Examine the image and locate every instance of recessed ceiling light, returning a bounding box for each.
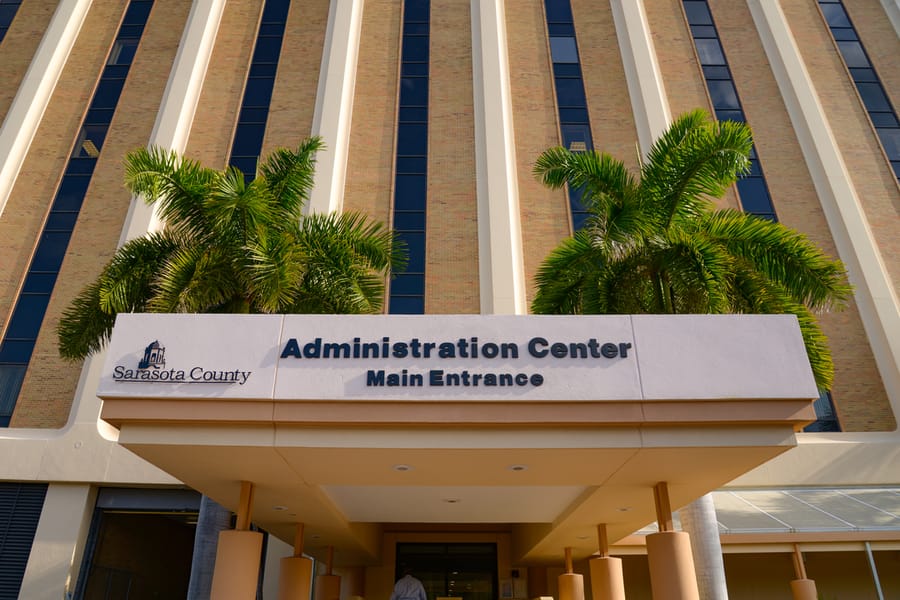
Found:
[617,506,632,512]
[393,464,413,472]
[443,498,461,504]
[273,505,288,511]
[508,465,528,471]
[576,535,590,540]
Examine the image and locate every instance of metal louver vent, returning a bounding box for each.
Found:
[0,483,48,600]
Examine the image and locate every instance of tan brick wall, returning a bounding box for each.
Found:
[643,0,740,210]
[572,0,640,170]
[784,0,899,430]
[185,0,263,168]
[711,0,894,432]
[0,0,56,122]
[262,0,329,153]
[505,0,570,309]
[343,0,401,227]
[842,0,900,115]
[10,0,192,428]
[426,0,479,314]
[0,0,125,344]
[784,1,899,296]
[643,0,710,119]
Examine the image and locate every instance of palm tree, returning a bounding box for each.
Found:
[531,109,850,389]
[58,136,405,359]
[57,137,405,599]
[532,110,851,600]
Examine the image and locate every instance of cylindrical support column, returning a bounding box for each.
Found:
[558,573,584,600]
[589,557,625,600]
[279,556,314,600]
[647,531,700,600]
[789,579,818,600]
[789,544,817,600]
[679,493,729,600]
[315,574,342,600]
[210,530,264,600]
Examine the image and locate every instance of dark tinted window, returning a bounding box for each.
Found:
[836,41,868,68]
[30,231,73,272]
[253,36,283,63]
[400,78,429,106]
[242,79,274,107]
[91,78,126,109]
[549,37,578,63]
[877,129,900,160]
[390,274,426,296]
[21,273,58,294]
[391,0,431,314]
[819,3,851,27]
[402,36,429,62]
[856,82,891,112]
[108,39,139,65]
[122,1,152,24]
[397,123,428,156]
[707,80,740,109]
[683,1,712,24]
[554,78,586,107]
[389,296,425,314]
[396,157,427,174]
[694,38,726,65]
[393,211,426,231]
[398,232,425,272]
[395,176,427,209]
[544,1,572,22]
[736,178,774,214]
[53,177,91,211]
[4,295,51,339]
[404,0,429,22]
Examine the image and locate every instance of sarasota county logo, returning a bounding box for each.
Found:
[138,340,166,369]
[111,340,252,385]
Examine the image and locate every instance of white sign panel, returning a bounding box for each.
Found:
[99,313,282,399]
[97,313,818,402]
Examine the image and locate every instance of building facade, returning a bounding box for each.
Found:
[0,0,898,599]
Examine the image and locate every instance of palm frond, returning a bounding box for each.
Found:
[96,232,181,313]
[258,137,324,218]
[149,245,240,313]
[57,233,183,359]
[300,212,406,272]
[641,110,752,228]
[531,230,605,314]
[205,167,279,249]
[57,281,119,360]
[654,228,734,314]
[702,210,852,311]
[241,228,308,313]
[123,146,217,239]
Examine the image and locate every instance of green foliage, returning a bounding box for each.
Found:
[58,137,406,360]
[531,110,851,389]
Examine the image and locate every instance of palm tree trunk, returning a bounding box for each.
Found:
[187,495,232,599]
[679,493,729,600]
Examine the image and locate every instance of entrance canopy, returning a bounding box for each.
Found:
[98,314,818,566]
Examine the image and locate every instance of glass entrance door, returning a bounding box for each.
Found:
[395,543,498,600]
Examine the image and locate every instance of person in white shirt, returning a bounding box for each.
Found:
[390,567,427,600]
